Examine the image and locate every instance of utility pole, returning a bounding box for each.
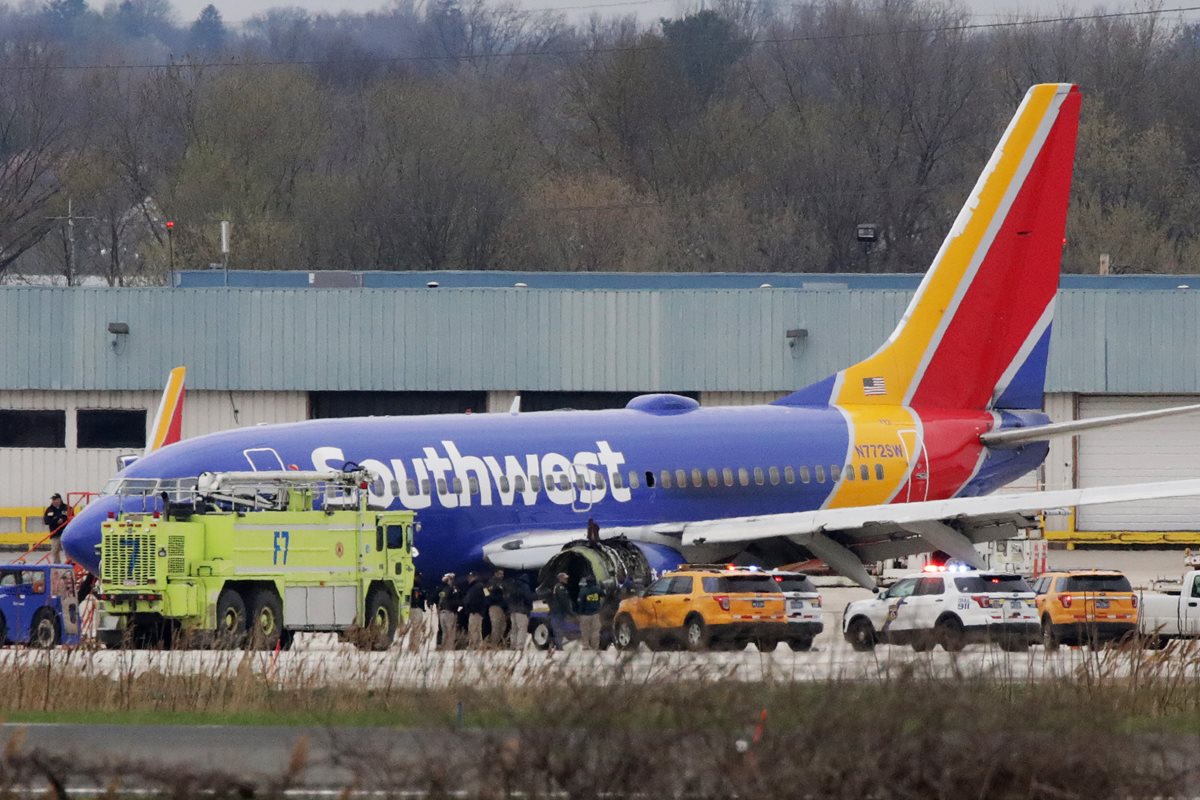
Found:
[47,198,97,286]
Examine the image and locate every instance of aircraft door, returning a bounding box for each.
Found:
[568,464,596,514]
[896,430,930,502]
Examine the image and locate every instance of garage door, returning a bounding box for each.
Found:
[1077,396,1200,531]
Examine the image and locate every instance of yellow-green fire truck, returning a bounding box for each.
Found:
[96,470,415,650]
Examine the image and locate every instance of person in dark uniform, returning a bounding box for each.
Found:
[405,572,429,652]
[576,575,603,649]
[505,574,536,650]
[548,571,574,651]
[43,493,69,563]
[461,572,488,648]
[436,573,462,651]
[485,570,508,647]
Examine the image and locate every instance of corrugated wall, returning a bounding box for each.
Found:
[0,390,306,506]
[2,286,1198,393]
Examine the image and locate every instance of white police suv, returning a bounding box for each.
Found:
[842,566,1039,653]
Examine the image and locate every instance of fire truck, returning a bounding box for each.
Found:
[96,470,415,650]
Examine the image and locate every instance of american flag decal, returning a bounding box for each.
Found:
[862,376,887,396]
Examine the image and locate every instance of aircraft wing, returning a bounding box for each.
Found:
[677,478,1200,586]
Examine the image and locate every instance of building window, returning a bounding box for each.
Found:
[707,468,718,488]
[799,466,811,484]
[0,410,66,448]
[738,468,750,487]
[77,409,146,449]
[722,468,734,487]
[784,466,795,484]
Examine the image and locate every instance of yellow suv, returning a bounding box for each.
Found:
[1032,570,1139,649]
[612,566,821,651]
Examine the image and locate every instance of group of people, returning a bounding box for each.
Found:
[401,569,609,652]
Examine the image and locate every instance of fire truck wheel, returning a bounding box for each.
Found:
[215,589,249,649]
[363,588,397,651]
[30,609,60,649]
[249,590,284,650]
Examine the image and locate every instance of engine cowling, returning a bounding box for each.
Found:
[537,537,683,599]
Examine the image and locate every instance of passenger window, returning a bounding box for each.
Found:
[595,473,607,489]
[738,468,750,487]
[722,468,734,487]
[799,466,811,484]
[917,577,945,595]
[814,465,826,484]
[452,477,463,493]
[784,466,795,484]
[514,475,526,492]
[559,474,571,491]
[675,469,687,488]
[497,476,509,493]
[629,472,640,489]
[702,576,722,592]
[469,476,480,495]
[574,473,585,490]
[861,464,870,481]
[846,465,855,481]
[707,468,718,488]
[660,470,672,489]
[830,465,841,481]
[530,475,542,492]
[611,473,623,490]
[646,577,672,596]
[436,478,447,495]
[1191,576,1200,599]
[645,471,655,488]
[875,464,885,480]
[421,479,431,495]
[769,466,780,486]
[691,468,702,488]
[753,467,764,486]
[888,578,918,598]
[668,576,693,594]
[406,479,417,495]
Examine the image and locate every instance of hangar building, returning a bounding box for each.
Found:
[2,270,1198,544]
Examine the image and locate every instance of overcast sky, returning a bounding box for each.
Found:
[172,0,1151,26]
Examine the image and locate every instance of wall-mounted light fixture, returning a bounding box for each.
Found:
[107,321,129,352]
[786,328,808,348]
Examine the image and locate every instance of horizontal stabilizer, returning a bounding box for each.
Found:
[981,403,1200,447]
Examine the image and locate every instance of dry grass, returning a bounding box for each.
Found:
[0,643,1198,797]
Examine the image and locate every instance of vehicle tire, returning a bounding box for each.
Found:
[1143,633,1169,651]
[214,588,249,649]
[683,615,709,652]
[30,609,60,649]
[788,636,814,652]
[1041,617,1059,651]
[911,637,933,653]
[846,618,876,652]
[755,636,780,653]
[936,616,966,653]
[361,587,397,651]
[614,614,639,651]
[279,629,296,651]
[530,619,552,651]
[248,589,284,651]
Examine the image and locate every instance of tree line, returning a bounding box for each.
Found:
[2,0,1200,283]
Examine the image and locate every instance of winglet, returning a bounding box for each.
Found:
[146,366,186,452]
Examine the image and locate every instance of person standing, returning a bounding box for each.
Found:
[506,574,535,650]
[43,493,68,564]
[576,575,603,650]
[462,572,488,648]
[436,573,461,651]
[485,570,508,647]
[548,572,574,651]
[405,572,429,652]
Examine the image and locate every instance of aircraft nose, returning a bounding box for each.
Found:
[62,498,114,573]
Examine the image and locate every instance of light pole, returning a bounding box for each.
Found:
[856,223,879,271]
[166,220,175,271]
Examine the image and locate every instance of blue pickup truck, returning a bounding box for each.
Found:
[0,565,82,647]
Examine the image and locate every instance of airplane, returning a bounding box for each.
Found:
[62,83,1200,589]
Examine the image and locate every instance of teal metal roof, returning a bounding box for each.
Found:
[2,285,1196,394]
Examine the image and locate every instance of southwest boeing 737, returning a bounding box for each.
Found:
[62,83,1200,588]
